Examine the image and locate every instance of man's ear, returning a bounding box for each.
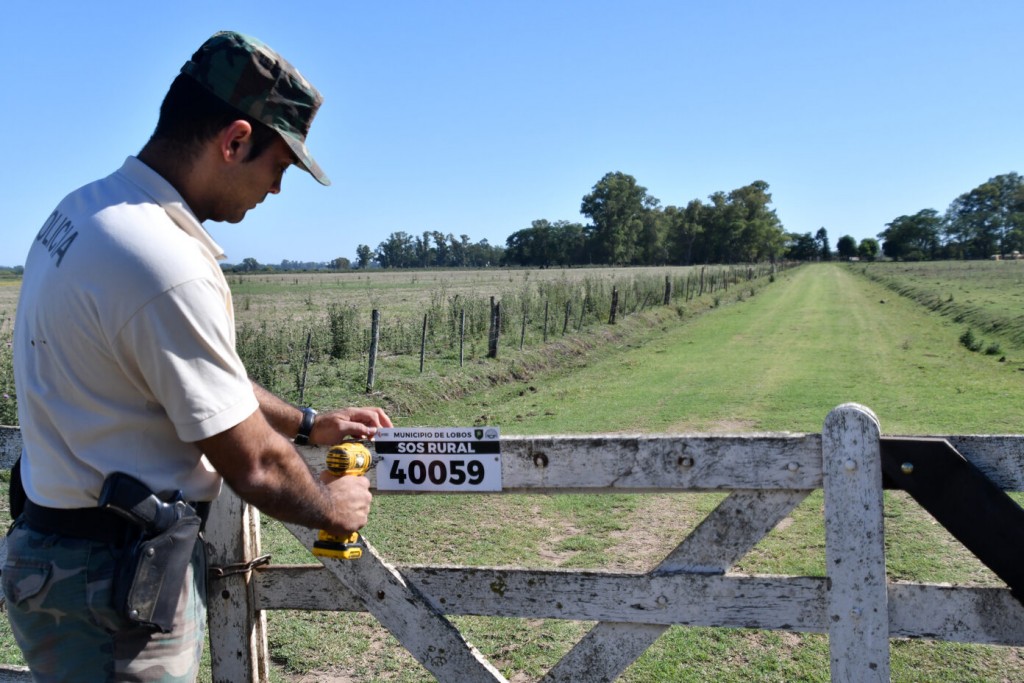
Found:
[219,120,254,163]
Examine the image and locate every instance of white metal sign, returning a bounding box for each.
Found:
[374,427,502,492]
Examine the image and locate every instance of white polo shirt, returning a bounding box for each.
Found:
[14,156,259,508]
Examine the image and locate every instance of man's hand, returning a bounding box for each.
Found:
[319,469,373,534]
[249,382,393,445]
[310,406,393,444]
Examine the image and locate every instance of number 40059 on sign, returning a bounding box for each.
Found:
[374,427,502,492]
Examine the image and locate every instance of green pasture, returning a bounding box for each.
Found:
[408,262,1023,435]
[860,259,1024,349]
[0,262,1022,681]
[262,263,1022,682]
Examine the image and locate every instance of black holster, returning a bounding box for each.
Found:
[115,514,202,632]
[100,473,203,633]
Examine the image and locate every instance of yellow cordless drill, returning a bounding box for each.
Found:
[312,441,372,560]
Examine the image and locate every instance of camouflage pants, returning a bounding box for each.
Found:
[2,521,207,682]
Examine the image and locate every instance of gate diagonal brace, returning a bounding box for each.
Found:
[880,437,1024,605]
[282,522,508,683]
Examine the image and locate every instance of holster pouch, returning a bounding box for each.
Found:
[114,512,201,633]
[99,472,203,633]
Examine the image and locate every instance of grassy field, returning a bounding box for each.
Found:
[408,263,1023,435]
[258,263,1023,682]
[859,259,1024,350]
[1,262,1022,681]
[0,264,774,427]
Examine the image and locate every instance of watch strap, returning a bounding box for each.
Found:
[294,407,317,445]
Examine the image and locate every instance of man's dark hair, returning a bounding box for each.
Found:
[147,74,280,162]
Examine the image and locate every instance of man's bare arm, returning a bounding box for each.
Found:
[196,408,371,535]
[250,380,393,444]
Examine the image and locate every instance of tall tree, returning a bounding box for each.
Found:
[415,232,432,268]
[463,238,503,267]
[857,238,880,261]
[815,227,831,261]
[836,235,857,260]
[785,232,819,261]
[639,206,669,265]
[945,173,1024,258]
[879,210,941,260]
[580,172,657,264]
[550,221,588,265]
[431,231,452,267]
[504,220,550,267]
[449,234,470,268]
[728,181,786,262]
[355,244,373,269]
[375,231,416,268]
[665,201,703,265]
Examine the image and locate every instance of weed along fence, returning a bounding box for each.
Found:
[234,263,786,397]
[2,404,1024,682]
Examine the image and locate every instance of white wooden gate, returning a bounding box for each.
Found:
[3,403,1023,682]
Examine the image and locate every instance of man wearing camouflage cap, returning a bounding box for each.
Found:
[6,31,391,681]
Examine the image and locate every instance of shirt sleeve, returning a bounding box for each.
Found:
[112,277,259,443]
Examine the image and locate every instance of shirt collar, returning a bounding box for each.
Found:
[116,156,228,261]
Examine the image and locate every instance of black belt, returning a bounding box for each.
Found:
[22,499,136,545]
[21,499,212,545]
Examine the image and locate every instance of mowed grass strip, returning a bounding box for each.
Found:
[261,263,1023,682]
[413,263,1022,435]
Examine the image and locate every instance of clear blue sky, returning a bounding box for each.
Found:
[2,1,1021,267]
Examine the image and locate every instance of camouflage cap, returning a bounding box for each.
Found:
[181,31,330,185]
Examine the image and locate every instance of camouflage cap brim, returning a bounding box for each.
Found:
[279,130,330,186]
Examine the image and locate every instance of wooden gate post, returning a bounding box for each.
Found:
[822,403,889,682]
[204,489,270,683]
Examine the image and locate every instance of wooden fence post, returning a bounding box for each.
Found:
[419,313,428,373]
[366,309,380,393]
[297,331,312,405]
[608,287,618,324]
[519,305,527,350]
[663,275,672,305]
[822,403,889,682]
[459,308,466,367]
[487,298,500,359]
[205,490,270,683]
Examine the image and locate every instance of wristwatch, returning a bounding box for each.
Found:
[294,407,317,445]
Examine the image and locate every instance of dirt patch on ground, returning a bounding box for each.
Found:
[607,493,721,573]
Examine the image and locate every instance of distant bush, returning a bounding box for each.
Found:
[959,328,983,353]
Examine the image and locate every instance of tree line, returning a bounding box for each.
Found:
[878,172,1024,261]
[224,169,1022,273]
[358,172,793,270]
[505,173,790,266]
[221,172,876,272]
